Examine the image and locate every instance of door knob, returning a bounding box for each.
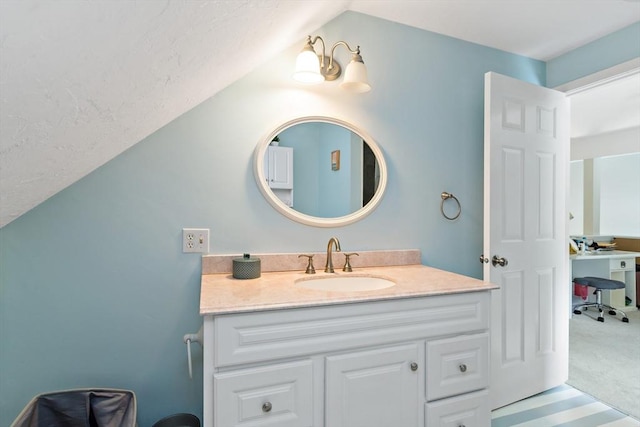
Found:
[492,255,508,267]
[479,255,489,264]
[410,362,419,371]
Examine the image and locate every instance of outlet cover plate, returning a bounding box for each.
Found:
[182,228,210,253]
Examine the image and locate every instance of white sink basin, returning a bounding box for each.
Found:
[296,275,395,292]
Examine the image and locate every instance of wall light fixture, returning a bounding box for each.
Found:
[293,35,371,93]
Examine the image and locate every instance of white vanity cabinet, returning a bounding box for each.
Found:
[202,291,491,427]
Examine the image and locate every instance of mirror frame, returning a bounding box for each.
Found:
[253,116,388,227]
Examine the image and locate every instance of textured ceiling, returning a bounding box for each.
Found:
[1,0,639,228]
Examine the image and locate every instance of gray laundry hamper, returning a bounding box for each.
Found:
[11,388,137,427]
[152,413,200,427]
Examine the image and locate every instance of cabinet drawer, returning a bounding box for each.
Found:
[426,332,489,401]
[425,389,490,427]
[214,359,313,427]
[610,258,634,271]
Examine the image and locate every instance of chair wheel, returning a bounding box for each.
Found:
[597,317,605,322]
[573,309,582,315]
[608,310,617,315]
[622,317,629,323]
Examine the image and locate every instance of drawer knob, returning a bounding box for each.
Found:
[262,402,272,413]
[459,363,468,373]
[621,261,626,268]
[410,362,419,371]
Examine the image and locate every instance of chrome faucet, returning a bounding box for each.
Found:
[325,237,341,273]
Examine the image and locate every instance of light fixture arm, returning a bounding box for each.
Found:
[294,34,370,92]
[304,36,361,80]
[328,41,361,72]
[306,35,327,70]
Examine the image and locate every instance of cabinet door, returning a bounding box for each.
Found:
[214,359,313,427]
[325,343,421,427]
[267,146,293,189]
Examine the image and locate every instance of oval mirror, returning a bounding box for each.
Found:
[254,116,387,227]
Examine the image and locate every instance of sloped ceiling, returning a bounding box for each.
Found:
[1,0,639,228]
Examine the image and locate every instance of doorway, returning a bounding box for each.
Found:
[560,61,640,419]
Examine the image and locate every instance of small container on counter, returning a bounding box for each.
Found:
[232,253,261,279]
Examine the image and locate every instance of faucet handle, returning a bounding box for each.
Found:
[342,253,359,272]
[298,254,316,274]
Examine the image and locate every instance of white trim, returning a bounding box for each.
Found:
[554,57,640,95]
[571,127,640,160]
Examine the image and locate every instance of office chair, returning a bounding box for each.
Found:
[573,277,629,323]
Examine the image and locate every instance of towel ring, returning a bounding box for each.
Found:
[440,192,461,220]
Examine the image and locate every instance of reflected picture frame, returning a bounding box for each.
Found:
[331,150,340,171]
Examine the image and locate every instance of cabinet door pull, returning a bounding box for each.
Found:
[262,402,272,412]
[459,363,467,373]
[410,362,418,371]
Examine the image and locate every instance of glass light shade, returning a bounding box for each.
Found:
[340,58,371,93]
[293,49,324,84]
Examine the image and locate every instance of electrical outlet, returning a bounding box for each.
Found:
[182,228,210,253]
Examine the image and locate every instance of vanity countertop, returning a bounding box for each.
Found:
[200,264,498,315]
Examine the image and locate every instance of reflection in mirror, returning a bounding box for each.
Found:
[254,117,387,227]
[275,122,379,217]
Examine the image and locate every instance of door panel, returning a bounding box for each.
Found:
[500,270,525,364]
[501,147,525,240]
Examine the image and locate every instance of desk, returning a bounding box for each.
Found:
[571,250,640,310]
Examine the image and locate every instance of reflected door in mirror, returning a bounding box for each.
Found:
[264,146,293,207]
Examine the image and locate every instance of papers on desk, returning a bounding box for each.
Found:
[594,242,616,251]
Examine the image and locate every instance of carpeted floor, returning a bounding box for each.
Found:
[568,306,640,420]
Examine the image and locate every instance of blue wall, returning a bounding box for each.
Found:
[316,123,353,217]
[547,22,640,87]
[0,10,572,426]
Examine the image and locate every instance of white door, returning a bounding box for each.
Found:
[484,72,570,409]
[267,146,293,189]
